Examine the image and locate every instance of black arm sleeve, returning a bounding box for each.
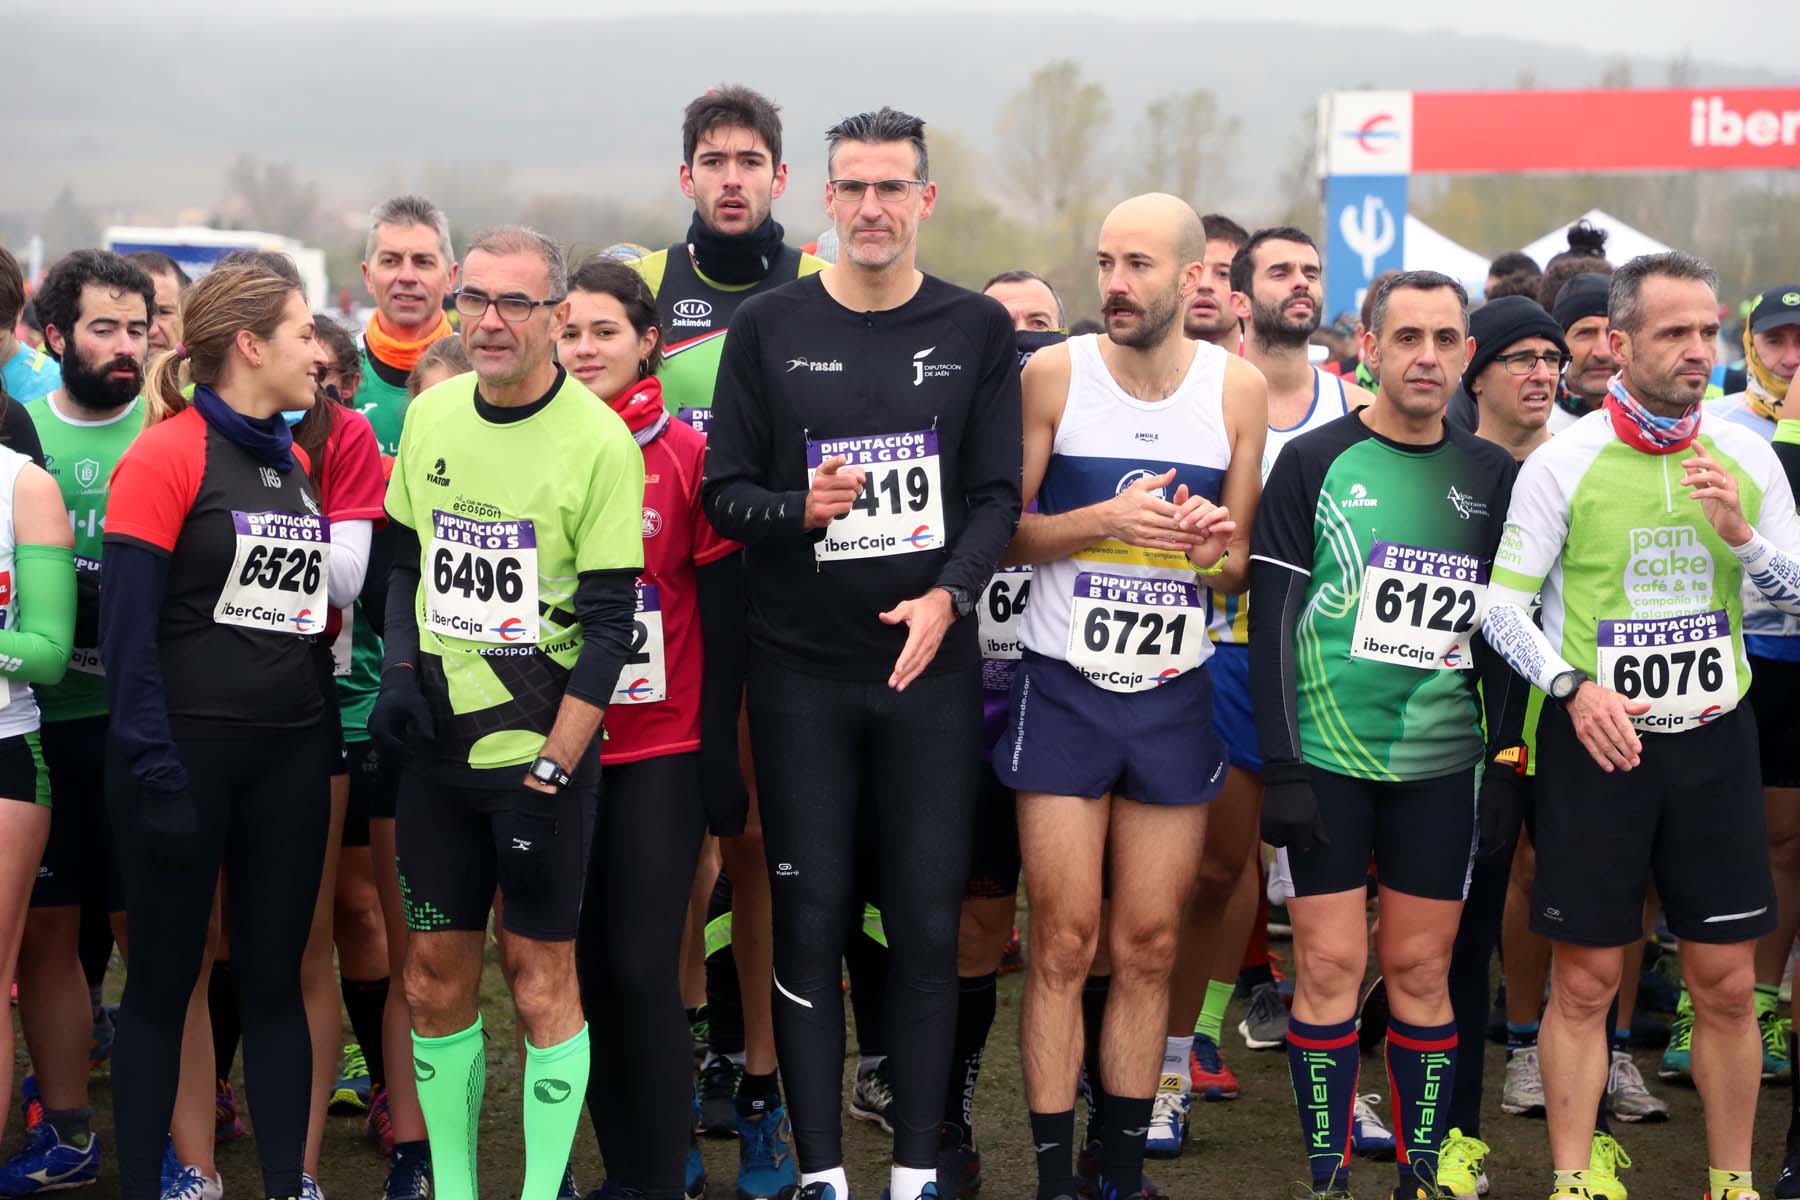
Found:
[1476,457,1526,755]
[99,542,184,791]
[564,568,639,708]
[696,551,748,837]
[1249,557,1309,770]
[361,521,397,637]
[937,304,1024,600]
[2,400,45,469]
[700,308,812,543]
[380,521,421,672]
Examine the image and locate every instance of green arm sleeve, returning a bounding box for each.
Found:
[0,545,75,685]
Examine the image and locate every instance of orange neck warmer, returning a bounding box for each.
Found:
[364,310,452,373]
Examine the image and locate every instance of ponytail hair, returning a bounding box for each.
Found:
[144,264,301,427]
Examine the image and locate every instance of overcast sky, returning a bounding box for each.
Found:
[105,0,1800,74]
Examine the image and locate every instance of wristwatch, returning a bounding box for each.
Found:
[1548,668,1589,703]
[527,756,572,789]
[938,584,974,620]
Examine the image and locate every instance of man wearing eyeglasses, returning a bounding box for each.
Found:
[370,225,645,1200]
[1466,296,1569,462]
[702,106,1021,1200]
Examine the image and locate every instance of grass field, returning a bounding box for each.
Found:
[20,946,1794,1200]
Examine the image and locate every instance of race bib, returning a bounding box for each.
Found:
[1350,541,1486,670]
[980,566,1032,692]
[807,429,945,563]
[425,511,540,645]
[677,407,712,437]
[213,511,330,636]
[1066,571,1203,693]
[68,554,103,677]
[1596,610,1737,731]
[329,606,354,677]
[614,582,668,705]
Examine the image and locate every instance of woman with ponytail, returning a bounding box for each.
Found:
[102,264,334,1200]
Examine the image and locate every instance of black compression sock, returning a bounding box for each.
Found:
[944,972,998,1139]
[1098,1093,1154,1200]
[1029,1108,1076,1199]
[340,976,390,1090]
[43,1107,91,1148]
[737,1070,781,1119]
[208,960,242,1081]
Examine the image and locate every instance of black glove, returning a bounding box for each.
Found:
[1477,746,1530,861]
[1260,761,1329,852]
[495,784,560,903]
[140,786,199,875]
[368,666,436,757]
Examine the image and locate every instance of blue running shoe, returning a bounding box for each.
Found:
[1144,1074,1188,1158]
[381,1149,432,1200]
[686,1139,707,1200]
[159,1141,178,1194]
[18,1077,43,1132]
[330,1043,371,1113]
[880,1185,941,1200]
[736,1105,798,1200]
[159,1164,221,1200]
[0,1121,100,1195]
[1351,1092,1396,1161]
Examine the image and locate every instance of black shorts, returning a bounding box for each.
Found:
[1532,701,1775,947]
[967,763,1021,899]
[343,740,400,847]
[1288,763,1477,902]
[396,758,598,942]
[30,718,124,911]
[314,643,348,777]
[1747,656,1800,788]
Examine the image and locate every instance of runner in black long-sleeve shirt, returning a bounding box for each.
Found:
[701,107,1021,1200]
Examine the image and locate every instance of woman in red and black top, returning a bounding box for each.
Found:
[559,256,748,1199]
[100,263,333,1200]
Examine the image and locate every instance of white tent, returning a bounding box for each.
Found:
[1404,216,1491,295]
[1520,209,1674,272]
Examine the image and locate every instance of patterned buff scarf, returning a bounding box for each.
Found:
[1604,373,1701,455]
[1745,321,1792,421]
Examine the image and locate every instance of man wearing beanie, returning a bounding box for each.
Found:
[1551,272,1617,433]
[1709,286,1800,1150]
[1463,296,1569,458]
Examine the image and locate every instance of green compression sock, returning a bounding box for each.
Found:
[1195,979,1235,1043]
[522,1023,591,1200]
[413,1016,487,1200]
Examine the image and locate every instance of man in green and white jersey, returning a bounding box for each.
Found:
[1482,253,1800,1200]
[368,226,644,1200]
[1250,271,1520,1199]
[357,195,459,456]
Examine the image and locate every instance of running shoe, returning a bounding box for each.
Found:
[1778,1137,1800,1200]
[1352,1092,1396,1160]
[849,1057,895,1133]
[0,1121,100,1194]
[1640,946,1682,1014]
[1144,1073,1189,1158]
[1266,902,1293,938]
[1075,1140,1166,1199]
[1357,976,1390,1053]
[999,928,1023,975]
[1605,1051,1668,1122]
[699,1053,743,1138]
[1188,1032,1239,1100]
[87,1007,116,1072]
[300,1175,325,1200]
[690,1006,711,1068]
[1501,1046,1546,1116]
[878,1185,940,1200]
[330,1043,372,1113]
[936,1123,981,1198]
[1588,1131,1631,1200]
[772,1187,835,1200]
[381,1150,431,1200]
[214,1079,245,1143]
[1239,980,1289,1050]
[736,1106,797,1200]
[686,1134,707,1200]
[19,1076,43,1132]
[558,1162,578,1200]
[1291,1168,1352,1199]
[159,1141,178,1194]
[1763,1009,1794,1082]
[365,1086,395,1156]
[160,1166,222,1200]
[1659,990,1693,1081]
[1434,1128,1489,1199]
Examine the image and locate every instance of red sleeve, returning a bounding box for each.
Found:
[321,408,388,527]
[103,409,204,555]
[685,429,739,566]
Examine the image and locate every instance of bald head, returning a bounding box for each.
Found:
[1096,193,1204,352]
[1101,193,1206,264]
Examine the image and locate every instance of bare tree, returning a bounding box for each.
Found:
[1133,89,1241,211]
[222,155,321,240]
[995,60,1112,226]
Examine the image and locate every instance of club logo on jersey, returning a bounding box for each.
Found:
[301,490,320,516]
[1115,468,1169,500]
[670,298,715,329]
[787,357,844,373]
[1133,431,1159,444]
[258,467,282,489]
[488,617,529,642]
[618,678,658,702]
[74,458,101,489]
[1445,485,1487,520]
[642,507,663,539]
[1341,482,1378,509]
[1625,526,1713,617]
[427,458,451,487]
[292,609,322,634]
[902,525,937,549]
[911,346,963,386]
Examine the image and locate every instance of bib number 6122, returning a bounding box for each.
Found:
[1372,576,1478,633]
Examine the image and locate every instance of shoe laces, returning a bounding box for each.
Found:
[1763,1012,1793,1054]
[1666,1013,1693,1052]
[1438,1127,1490,1171]
[385,1153,430,1199]
[1150,1085,1186,1129]
[1192,1033,1224,1072]
[860,1058,895,1105]
[1591,1132,1632,1172]
[701,1054,740,1095]
[1248,982,1285,1024]
[742,1109,790,1172]
[1608,1051,1649,1094]
[340,1044,369,1079]
[166,1167,212,1200]
[1352,1091,1391,1133]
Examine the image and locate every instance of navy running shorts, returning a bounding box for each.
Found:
[993,650,1227,807]
[1208,642,1261,772]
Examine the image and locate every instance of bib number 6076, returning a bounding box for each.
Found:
[1611,646,1724,699]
